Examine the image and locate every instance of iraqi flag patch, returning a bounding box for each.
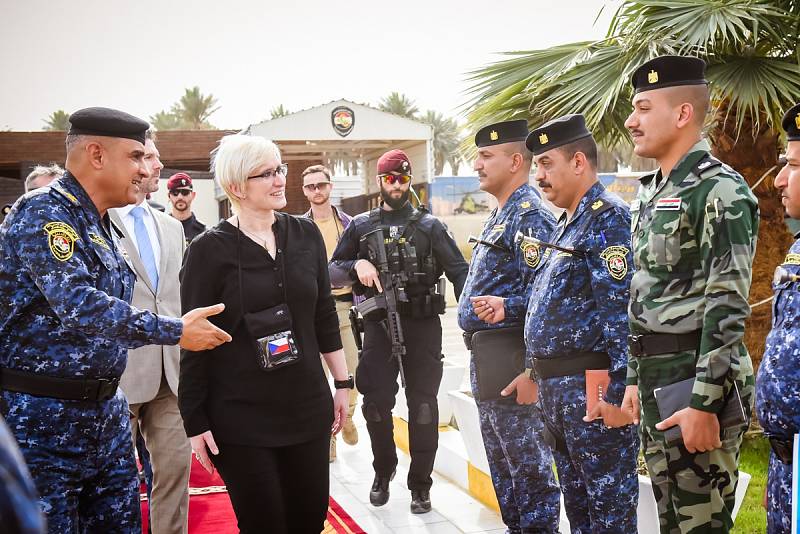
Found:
[655,197,681,211]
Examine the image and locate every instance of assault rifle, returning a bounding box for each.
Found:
[355,228,409,387]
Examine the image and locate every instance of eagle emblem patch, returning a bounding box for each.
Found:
[44,222,79,262]
[600,245,629,280]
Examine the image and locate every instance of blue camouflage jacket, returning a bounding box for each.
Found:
[756,237,800,439]
[458,184,556,332]
[524,182,632,374]
[0,172,183,379]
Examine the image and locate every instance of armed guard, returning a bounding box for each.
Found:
[330,149,468,514]
[757,102,800,534]
[524,114,639,532]
[457,120,560,533]
[0,108,228,532]
[624,56,759,533]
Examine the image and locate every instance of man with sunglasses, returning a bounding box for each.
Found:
[167,173,206,244]
[756,102,800,534]
[301,165,358,463]
[330,149,468,514]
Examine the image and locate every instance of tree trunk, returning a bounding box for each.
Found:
[709,107,791,370]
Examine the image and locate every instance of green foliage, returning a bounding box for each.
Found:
[420,110,463,175]
[150,86,220,130]
[465,0,800,150]
[378,92,420,119]
[270,104,290,119]
[732,433,769,533]
[42,109,70,131]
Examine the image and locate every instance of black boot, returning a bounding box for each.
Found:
[410,489,431,514]
[369,470,395,506]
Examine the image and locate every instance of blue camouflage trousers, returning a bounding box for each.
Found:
[767,452,791,534]
[471,362,560,533]
[539,373,639,534]
[2,390,140,534]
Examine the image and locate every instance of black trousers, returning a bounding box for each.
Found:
[356,315,443,491]
[213,433,330,534]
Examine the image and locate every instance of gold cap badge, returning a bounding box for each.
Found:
[539,133,549,145]
[795,113,800,129]
[490,130,499,141]
[648,70,659,84]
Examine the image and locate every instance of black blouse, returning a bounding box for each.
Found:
[178,213,342,447]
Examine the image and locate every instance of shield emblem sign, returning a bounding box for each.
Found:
[331,106,355,137]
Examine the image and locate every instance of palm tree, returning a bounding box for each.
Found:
[421,110,462,175]
[43,110,70,131]
[174,86,220,129]
[149,110,182,131]
[379,92,419,119]
[270,105,290,119]
[465,0,800,366]
[149,87,221,130]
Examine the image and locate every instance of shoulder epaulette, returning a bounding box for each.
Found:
[692,153,723,179]
[49,183,80,206]
[588,198,614,218]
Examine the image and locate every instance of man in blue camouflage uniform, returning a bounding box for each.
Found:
[757,102,800,534]
[0,107,230,533]
[458,120,560,534]
[524,114,639,533]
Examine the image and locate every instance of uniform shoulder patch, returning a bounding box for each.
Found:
[599,245,629,280]
[520,241,541,268]
[44,221,80,261]
[784,253,800,265]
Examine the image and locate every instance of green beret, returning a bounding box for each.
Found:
[631,55,707,94]
[474,120,529,148]
[68,107,149,145]
[526,114,592,155]
[782,103,800,142]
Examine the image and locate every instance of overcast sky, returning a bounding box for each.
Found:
[0,0,616,131]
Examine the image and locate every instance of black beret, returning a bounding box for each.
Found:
[68,107,149,145]
[526,114,592,155]
[474,119,529,148]
[782,103,800,142]
[631,55,707,94]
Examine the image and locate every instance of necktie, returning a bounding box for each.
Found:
[130,206,159,290]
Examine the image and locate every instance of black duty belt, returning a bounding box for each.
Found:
[1,368,120,402]
[333,293,354,303]
[768,435,793,464]
[533,352,610,379]
[628,330,701,358]
[463,331,474,351]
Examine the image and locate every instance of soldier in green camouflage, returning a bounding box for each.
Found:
[621,56,759,533]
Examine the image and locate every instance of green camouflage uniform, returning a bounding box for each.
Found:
[628,139,758,534]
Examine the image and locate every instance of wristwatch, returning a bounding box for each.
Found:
[334,375,355,389]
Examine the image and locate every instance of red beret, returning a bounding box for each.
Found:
[167,173,193,191]
[377,149,412,175]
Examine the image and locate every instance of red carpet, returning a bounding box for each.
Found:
[140,457,365,533]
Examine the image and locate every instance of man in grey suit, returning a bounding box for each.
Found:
[110,131,192,534]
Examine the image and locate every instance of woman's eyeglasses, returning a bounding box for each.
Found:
[247,164,288,180]
[380,174,411,185]
[303,182,331,192]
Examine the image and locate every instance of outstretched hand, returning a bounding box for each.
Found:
[180,303,232,351]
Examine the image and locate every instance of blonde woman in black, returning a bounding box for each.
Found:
[179,134,350,534]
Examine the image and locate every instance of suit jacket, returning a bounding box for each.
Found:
[110,206,186,405]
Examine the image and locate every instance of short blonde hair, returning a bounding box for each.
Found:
[211,134,281,211]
